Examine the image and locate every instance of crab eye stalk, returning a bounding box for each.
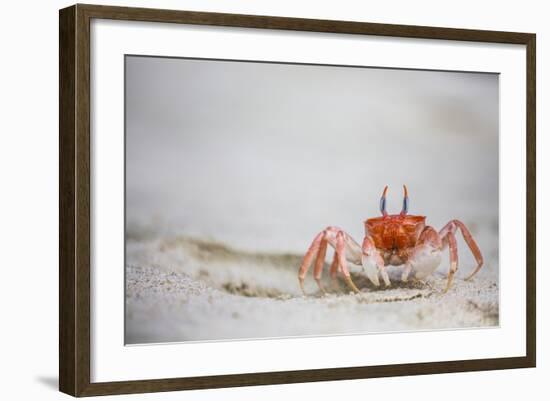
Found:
[401,185,409,215]
[380,185,388,216]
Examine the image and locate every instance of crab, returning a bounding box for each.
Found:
[298,185,484,295]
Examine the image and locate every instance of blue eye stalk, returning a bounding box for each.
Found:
[401,185,409,215]
[378,185,409,217]
[379,185,388,216]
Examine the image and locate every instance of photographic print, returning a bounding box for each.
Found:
[124,55,499,344]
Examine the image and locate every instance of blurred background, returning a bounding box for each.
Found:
[126,55,498,258]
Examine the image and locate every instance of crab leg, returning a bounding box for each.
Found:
[378,265,390,287]
[299,227,364,295]
[401,263,412,282]
[336,232,360,293]
[313,238,328,294]
[440,220,484,280]
[411,226,458,292]
[329,251,340,290]
[298,231,325,294]
[329,251,339,279]
[443,231,458,293]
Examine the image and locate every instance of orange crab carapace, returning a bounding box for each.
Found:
[298,185,484,294]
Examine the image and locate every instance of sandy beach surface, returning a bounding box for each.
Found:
[125,234,498,344]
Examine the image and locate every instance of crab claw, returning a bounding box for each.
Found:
[361,253,381,286]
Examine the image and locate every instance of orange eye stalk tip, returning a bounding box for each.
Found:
[380,185,388,216]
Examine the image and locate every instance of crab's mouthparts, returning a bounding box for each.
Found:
[389,254,402,264]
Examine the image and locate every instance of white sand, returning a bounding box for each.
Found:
[125,235,498,344]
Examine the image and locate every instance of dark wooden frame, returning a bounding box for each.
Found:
[59,3,536,397]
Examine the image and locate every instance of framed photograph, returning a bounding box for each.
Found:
[59,4,536,397]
